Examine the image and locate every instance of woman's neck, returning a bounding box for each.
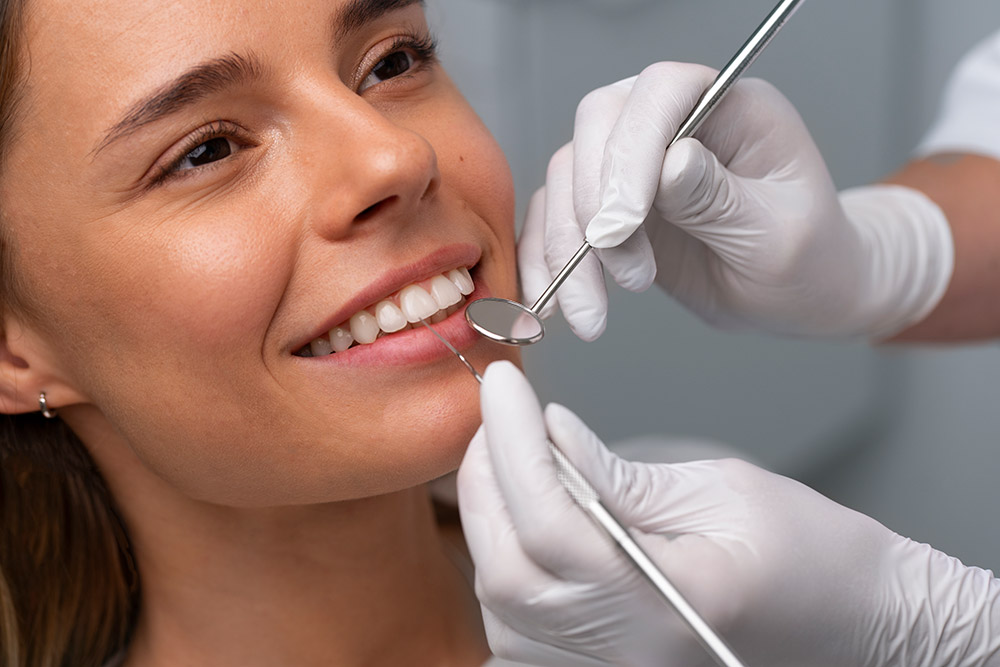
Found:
[121,485,487,667]
[66,405,489,667]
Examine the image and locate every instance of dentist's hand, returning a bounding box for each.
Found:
[519,62,953,340]
[458,362,1000,666]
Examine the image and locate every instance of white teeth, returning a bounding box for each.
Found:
[448,267,474,295]
[330,326,354,353]
[301,267,475,357]
[429,274,462,309]
[310,337,333,357]
[350,310,380,344]
[375,300,407,333]
[399,284,439,323]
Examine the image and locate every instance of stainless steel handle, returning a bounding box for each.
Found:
[549,444,748,667]
[671,0,806,145]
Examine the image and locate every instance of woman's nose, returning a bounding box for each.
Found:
[305,97,441,241]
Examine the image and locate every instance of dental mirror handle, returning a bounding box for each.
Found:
[671,0,804,145]
[529,242,593,314]
[549,444,748,667]
[535,0,805,315]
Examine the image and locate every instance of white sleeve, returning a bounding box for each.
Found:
[917,30,1000,160]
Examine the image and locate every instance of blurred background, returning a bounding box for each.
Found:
[427,0,1000,569]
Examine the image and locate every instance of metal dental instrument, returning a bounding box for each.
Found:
[466,0,806,347]
[419,318,483,382]
[546,445,748,667]
[420,319,748,667]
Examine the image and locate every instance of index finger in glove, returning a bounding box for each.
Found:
[461,430,630,659]
[517,186,561,321]
[573,77,658,293]
[518,176,608,338]
[586,62,719,249]
[458,428,571,609]
[479,361,618,578]
[541,144,609,341]
[572,75,635,226]
[457,426,516,569]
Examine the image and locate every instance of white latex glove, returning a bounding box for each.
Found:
[518,62,954,341]
[458,361,1000,666]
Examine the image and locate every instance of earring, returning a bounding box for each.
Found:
[38,392,57,419]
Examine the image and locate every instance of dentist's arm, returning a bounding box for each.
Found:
[889,33,1000,341]
[519,62,969,342]
[883,153,1000,341]
[458,362,1000,666]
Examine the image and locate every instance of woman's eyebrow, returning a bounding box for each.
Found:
[334,0,424,42]
[94,52,265,156]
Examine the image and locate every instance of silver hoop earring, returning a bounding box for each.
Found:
[39,392,57,419]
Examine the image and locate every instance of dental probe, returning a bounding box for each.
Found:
[419,318,483,382]
[465,0,806,347]
[419,319,748,667]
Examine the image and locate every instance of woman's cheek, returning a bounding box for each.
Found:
[74,204,291,361]
[420,86,516,225]
[153,223,288,345]
[456,118,515,219]
[437,113,518,289]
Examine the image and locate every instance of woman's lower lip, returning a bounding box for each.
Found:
[296,282,491,369]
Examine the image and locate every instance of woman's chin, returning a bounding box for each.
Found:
[118,338,520,509]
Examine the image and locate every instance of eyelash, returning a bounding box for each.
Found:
[150,120,254,187]
[362,31,440,90]
[148,32,439,188]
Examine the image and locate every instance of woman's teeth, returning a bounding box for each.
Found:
[446,267,474,295]
[375,300,408,333]
[301,267,474,358]
[349,311,379,345]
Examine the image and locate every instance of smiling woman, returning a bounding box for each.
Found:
[0,0,521,665]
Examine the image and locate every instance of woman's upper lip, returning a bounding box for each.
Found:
[293,243,481,352]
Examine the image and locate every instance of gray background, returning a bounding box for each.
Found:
[428,0,1000,570]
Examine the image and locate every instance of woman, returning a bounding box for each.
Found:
[0,0,522,664]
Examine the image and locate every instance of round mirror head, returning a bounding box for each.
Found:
[465,297,545,346]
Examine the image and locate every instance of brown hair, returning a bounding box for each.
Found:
[0,1,138,665]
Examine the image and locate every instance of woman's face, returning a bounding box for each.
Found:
[1,0,519,505]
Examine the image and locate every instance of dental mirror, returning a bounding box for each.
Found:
[466,0,805,348]
[464,298,545,346]
[465,242,592,346]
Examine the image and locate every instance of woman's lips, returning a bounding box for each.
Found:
[295,278,491,368]
[292,244,481,354]
[295,266,475,356]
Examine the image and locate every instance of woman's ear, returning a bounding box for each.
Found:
[0,314,86,415]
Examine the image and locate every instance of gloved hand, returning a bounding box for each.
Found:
[518,62,954,341]
[458,361,1000,666]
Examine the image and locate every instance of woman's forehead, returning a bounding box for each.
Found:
[18,0,427,161]
[30,0,424,71]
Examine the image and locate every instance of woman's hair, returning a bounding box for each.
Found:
[0,1,138,665]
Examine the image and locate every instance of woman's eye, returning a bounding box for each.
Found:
[359,50,416,92]
[149,122,254,187]
[176,136,235,172]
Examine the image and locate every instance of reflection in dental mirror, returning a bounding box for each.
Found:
[467,240,595,346]
[465,297,545,346]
